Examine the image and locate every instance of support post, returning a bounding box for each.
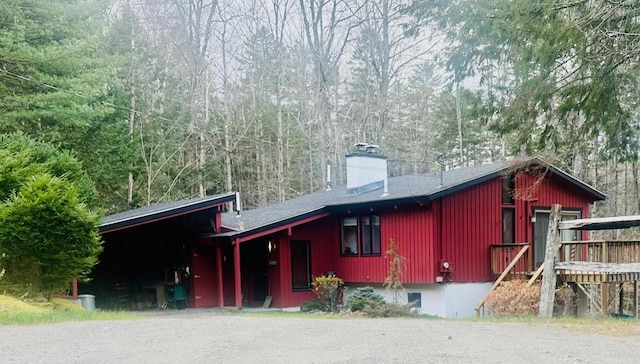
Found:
[233,240,242,309]
[619,283,624,315]
[634,280,638,320]
[216,245,224,307]
[72,278,78,300]
[602,283,608,316]
[539,204,562,318]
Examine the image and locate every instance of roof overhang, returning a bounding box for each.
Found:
[215,208,329,243]
[100,193,236,234]
[559,215,640,231]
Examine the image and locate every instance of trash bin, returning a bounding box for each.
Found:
[173,284,187,310]
[78,294,96,311]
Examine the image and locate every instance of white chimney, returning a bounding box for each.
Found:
[346,143,388,195]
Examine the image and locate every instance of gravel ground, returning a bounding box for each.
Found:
[1,310,639,364]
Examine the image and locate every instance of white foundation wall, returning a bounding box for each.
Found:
[343,282,493,318]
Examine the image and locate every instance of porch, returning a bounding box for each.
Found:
[482,240,640,317]
[490,240,640,284]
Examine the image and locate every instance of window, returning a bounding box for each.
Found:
[501,175,516,245]
[291,240,311,290]
[341,215,381,256]
[408,292,422,309]
[341,217,358,255]
[502,208,515,244]
[502,175,515,204]
[362,215,381,255]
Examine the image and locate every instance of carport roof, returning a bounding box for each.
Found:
[217,157,605,240]
[100,193,236,234]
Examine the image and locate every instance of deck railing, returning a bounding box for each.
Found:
[558,240,640,264]
[490,243,532,277]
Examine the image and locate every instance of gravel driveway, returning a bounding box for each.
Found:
[1,310,639,363]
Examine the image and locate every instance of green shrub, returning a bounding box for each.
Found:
[345,286,385,312]
[363,302,416,318]
[301,299,327,312]
[345,286,416,317]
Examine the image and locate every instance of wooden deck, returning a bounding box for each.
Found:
[483,240,640,317]
[491,240,640,283]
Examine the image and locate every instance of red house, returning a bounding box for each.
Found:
[92,148,604,317]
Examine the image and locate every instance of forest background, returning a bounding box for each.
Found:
[1,0,638,222]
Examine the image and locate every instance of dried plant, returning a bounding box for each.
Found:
[485,280,541,316]
[384,239,406,303]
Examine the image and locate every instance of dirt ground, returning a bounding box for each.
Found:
[1,310,639,364]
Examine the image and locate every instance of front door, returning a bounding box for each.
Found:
[533,209,580,268]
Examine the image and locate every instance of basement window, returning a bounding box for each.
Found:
[340,215,381,256]
[408,292,421,309]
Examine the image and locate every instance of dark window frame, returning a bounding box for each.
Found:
[340,216,359,256]
[291,240,312,291]
[339,214,381,257]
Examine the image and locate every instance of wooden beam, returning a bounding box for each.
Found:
[233,240,242,309]
[539,204,562,318]
[559,215,640,231]
[72,278,78,300]
[527,264,545,287]
[555,262,640,272]
[216,244,224,307]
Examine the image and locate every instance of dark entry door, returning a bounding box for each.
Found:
[533,211,550,268]
[533,210,580,268]
[240,240,269,305]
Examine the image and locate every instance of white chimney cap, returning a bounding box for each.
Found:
[365,144,379,153]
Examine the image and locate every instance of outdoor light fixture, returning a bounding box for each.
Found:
[268,240,276,253]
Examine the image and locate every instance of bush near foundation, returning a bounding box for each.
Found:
[485,280,540,316]
[311,275,345,312]
[484,280,576,317]
[345,286,415,318]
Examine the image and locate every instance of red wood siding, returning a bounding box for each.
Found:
[267,169,598,306]
[332,207,435,284]
[438,172,595,283]
[272,218,336,307]
[514,173,592,242]
[440,178,502,282]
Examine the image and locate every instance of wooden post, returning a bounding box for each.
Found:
[216,244,224,307]
[619,283,624,315]
[634,280,638,320]
[233,240,242,309]
[539,204,562,318]
[602,283,608,316]
[72,278,78,300]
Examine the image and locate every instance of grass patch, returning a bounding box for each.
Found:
[471,315,640,336]
[0,310,138,325]
[0,294,138,325]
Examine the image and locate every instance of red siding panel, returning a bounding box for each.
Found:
[439,172,596,283]
[331,207,435,284]
[440,178,503,282]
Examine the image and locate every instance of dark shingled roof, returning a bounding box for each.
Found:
[100,192,236,233]
[219,158,605,240]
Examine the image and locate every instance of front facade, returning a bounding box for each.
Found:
[92,153,604,317]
